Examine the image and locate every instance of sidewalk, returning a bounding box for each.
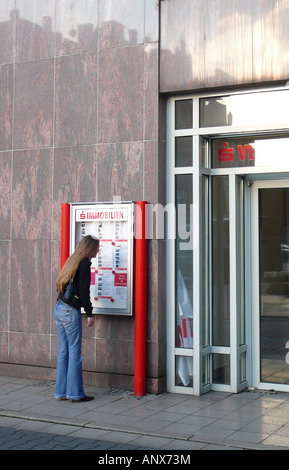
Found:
[0,375,289,450]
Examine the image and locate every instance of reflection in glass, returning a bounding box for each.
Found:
[175,99,193,130]
[213,354,230,385]
[212,136,289,169]
[212,176,230,347]
[200,97,230,127]
[175,136,192,167]
[259,188,289,384]
[202,355,210,387]
[175,356,193,387]
[200,90,289,128]
[237,177,245,347]
[200,137,209,168]
[201,176,210,348]
[240,352,246,384]
[175,175,193,352]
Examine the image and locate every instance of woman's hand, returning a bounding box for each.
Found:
[87,317,94,327]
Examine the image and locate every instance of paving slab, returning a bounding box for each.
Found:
[1,375,289,450]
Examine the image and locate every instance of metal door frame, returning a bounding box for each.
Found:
[166,86,289,395]
[250,178,289,392]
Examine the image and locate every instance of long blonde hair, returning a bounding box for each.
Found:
[56,235,99,293]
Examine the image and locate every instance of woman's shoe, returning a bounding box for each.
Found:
[72,395,94,402]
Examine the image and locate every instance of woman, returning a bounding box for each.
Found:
[54,235,99,402]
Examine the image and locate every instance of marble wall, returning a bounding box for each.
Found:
[160,0,289,92]
[0,0,166,393]
[2,0,287,394]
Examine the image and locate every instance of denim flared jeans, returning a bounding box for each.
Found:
[54,300,85,400]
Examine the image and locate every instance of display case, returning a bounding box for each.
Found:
[70,202,134,316]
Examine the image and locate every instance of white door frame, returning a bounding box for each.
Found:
[166,86,289,395]
[250,178,289,392]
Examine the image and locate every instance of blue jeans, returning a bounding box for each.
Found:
[54,300,85,400]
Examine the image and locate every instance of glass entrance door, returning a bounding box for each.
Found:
[251,181,289,390]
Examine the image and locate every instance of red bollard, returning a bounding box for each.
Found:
[60,203,70,269]
[134,201,148,397]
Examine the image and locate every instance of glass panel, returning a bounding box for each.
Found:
[202,355,210,387]
[259,188,289,384]
[200,136,209,168]
[201,176,210,347]
[175,136,192,167]
[212,136,289,169]
[175,356,193,387]
[239,352,246,384]
[200,90,289,128]
[213,354,230,385]
[175,99,193,130]
[212,176,230,347]
[200,97,231,127]
[237,177,245,346]
[175,175,193,349]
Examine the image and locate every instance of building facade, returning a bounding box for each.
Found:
[1,0,289,396]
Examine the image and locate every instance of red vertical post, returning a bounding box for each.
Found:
[134,201,148,397]
[60,203,70,269]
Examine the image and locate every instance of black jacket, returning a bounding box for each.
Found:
[58,258,93,317]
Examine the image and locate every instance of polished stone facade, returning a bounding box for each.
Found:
[1,0,287,394]
[160,0,289,92]
[0,0,165,393]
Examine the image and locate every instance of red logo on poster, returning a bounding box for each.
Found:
[114,273,127,287]
[80,211,86,220]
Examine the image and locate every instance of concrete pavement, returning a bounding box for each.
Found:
[0,375,289,450]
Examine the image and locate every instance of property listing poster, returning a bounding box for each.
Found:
[72,204,133,315]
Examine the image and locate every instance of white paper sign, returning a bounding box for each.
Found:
[71,203,133,315]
